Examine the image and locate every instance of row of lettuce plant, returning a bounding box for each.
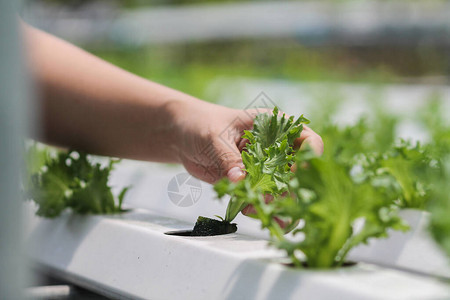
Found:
[215,105,447,268]
[25,96,450,268]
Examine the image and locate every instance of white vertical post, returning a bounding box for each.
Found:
[0,1,31,298]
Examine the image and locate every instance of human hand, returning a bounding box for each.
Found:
[240,123,324,230]
[170,100,256,184]
[170,100,323,185]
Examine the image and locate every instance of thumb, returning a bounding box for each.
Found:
[227,165,246,183]
[216,142,245,183]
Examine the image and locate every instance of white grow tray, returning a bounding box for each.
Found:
[25,82,450,299]
[25,204,450,300]
[349,210,450,280]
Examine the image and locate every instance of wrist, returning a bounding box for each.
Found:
[163,98,202,163]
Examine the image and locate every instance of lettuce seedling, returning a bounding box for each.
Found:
[231,149,409,268]
[215,109,416,268]
[215,107,310,222]
[25,144,129,217]
[353,140,436,210]
[191,216,237,236]
[287,152,408,268]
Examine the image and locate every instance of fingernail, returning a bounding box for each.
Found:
[242,204,256,216]
[227,166,245,182]
[274,217,286,229]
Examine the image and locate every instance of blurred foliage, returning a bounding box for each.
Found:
[214,97,443,268]
[309,94,450,260]
[27,0,450,261]
[429,156,450,258]
[31,0,450,8]
[92,40,448,101]
[420,99,450,258]
[218,94,450,267]
[25,145,129,217]
[93,37,450,261]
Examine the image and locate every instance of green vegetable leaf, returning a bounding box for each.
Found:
[25,144,130,218]
[215,108,308,222]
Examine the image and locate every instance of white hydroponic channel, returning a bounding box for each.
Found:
[26,81,450,299]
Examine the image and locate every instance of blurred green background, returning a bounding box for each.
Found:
[24,0,450,101]
[22,0,450,260]
[93,41,448,100]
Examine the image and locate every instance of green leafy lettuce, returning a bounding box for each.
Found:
[214,107,309,222]
[214,94,449,268]
[214,108,419,269]
[428,157,450,258]
[286,152,408,268]
[25,144,129,218]
[353,140,436,210]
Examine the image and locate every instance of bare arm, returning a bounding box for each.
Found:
[23,24,323,184]
[24,24,198,163]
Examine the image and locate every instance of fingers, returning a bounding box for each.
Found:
[241,193,291,230]
[239,108,273,128]
[242,194,273,216]
[241,204,256,215]
[234,109,320,233]
[193,109,322,184]
[242,204,292,230]
[213,140,246,183]
[213,110,258,183]
[237,137,249,152]
[241,109,323,156]
[227,166,246,182]
[180,137,245,184]
[294,125,324,155]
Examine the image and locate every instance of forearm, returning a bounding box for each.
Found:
[21,24,323,185]
[23,24,199,162]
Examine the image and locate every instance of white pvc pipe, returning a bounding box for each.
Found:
[0,1,31,298]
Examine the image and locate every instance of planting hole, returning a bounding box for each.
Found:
[283,261,358,269]
[164,229,237,237]
[164,216,238,236]
[165,230,194,236]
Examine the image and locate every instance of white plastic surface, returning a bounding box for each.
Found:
[26,81,450,299]
[25,205,450,300]
[349,210,450,279]
[104,81,450,284]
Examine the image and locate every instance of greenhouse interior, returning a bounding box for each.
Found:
[1,0,450,299]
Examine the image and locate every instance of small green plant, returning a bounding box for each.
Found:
[215,107,309,223]
[190,216,237,236]
[428,157,450,258]
[213,98,450,264]
[213,108,442,268]
[221,148,410,268]
[284,152,409,268]
[25,144,129,218]
[353,140,436,210]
